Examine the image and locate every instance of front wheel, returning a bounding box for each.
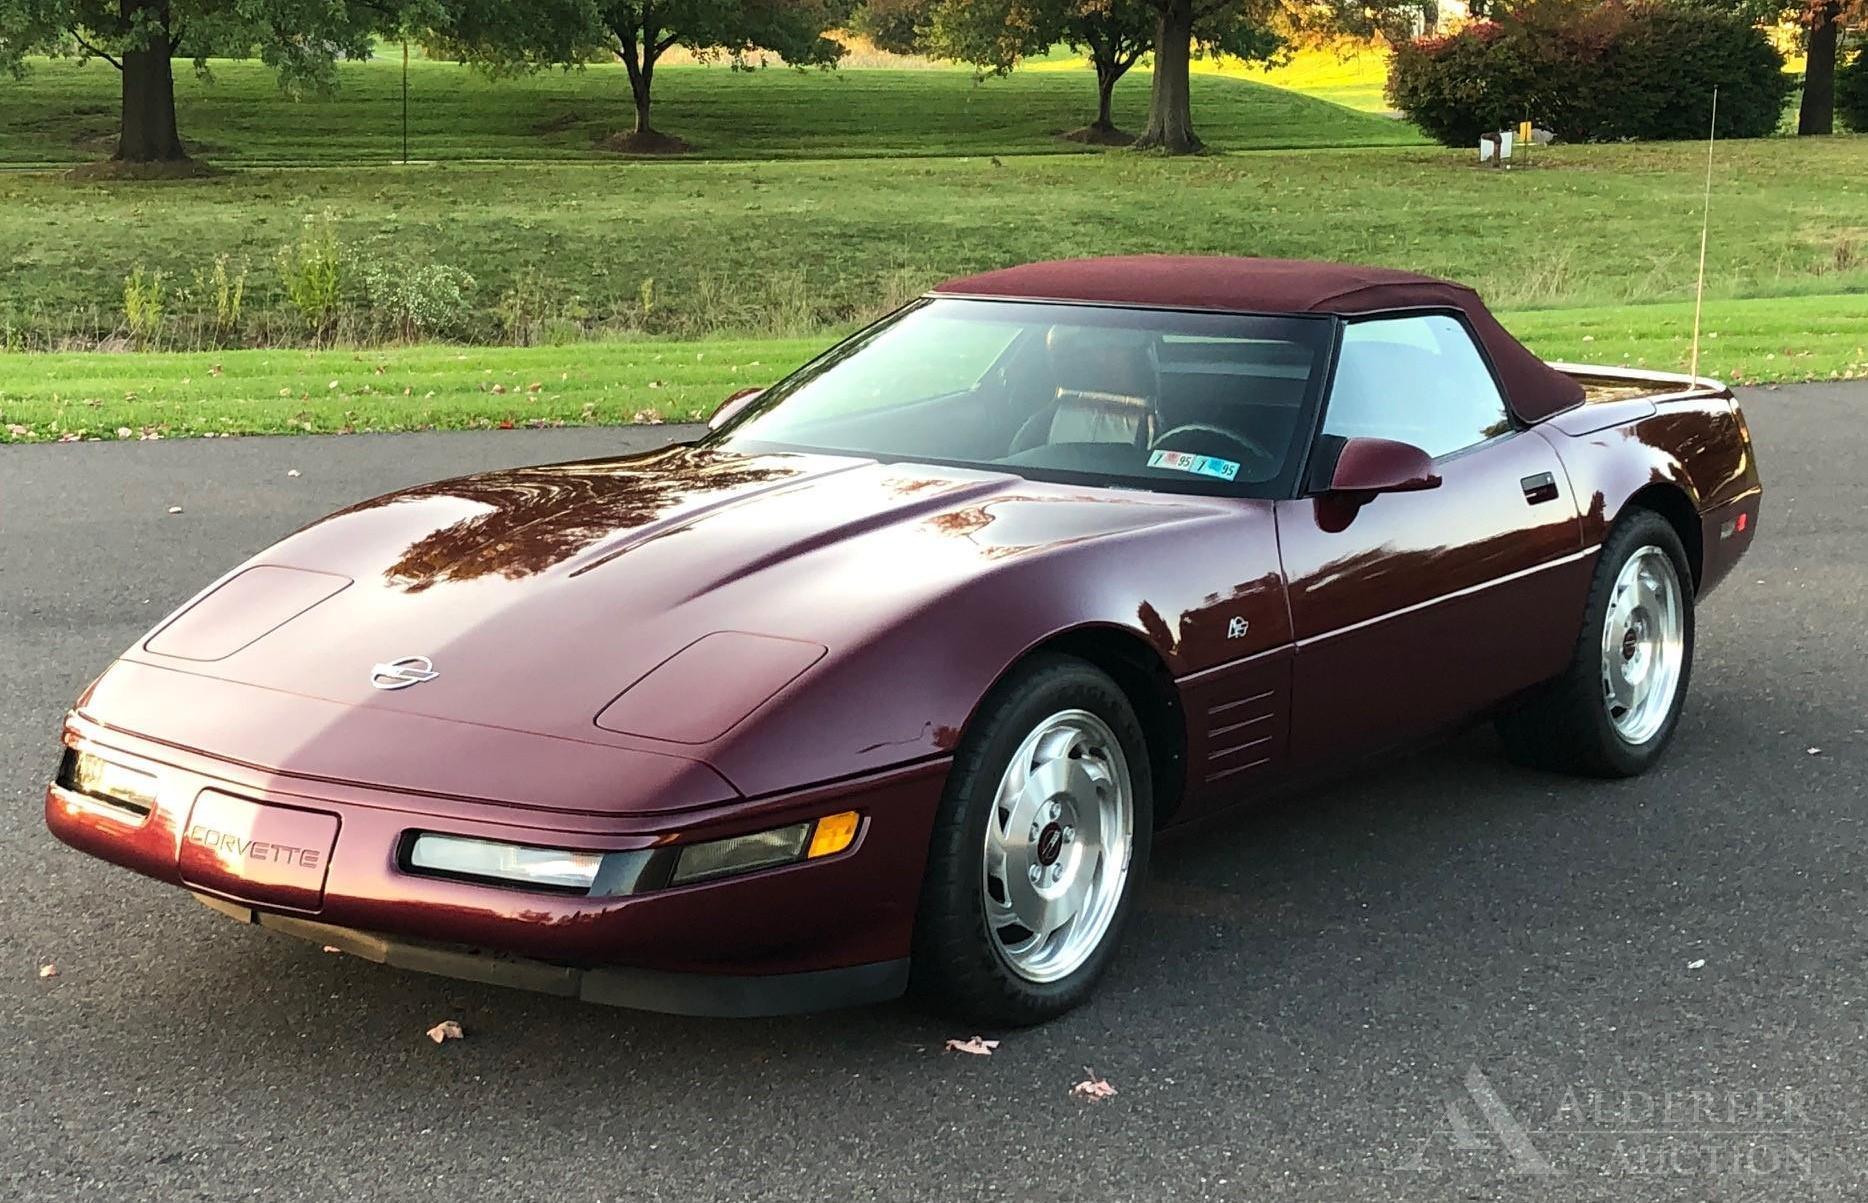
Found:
[1498,509,1695,777]
[911,654,1152,1026]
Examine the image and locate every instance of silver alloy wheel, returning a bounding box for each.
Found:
[980,709,1135,984]
[1600,545,1687,745]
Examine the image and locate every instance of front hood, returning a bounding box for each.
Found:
[113,445,1214,799]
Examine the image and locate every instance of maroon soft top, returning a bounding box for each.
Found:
[932,255,1584,422]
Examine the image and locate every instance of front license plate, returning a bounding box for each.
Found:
[178,791,338,911]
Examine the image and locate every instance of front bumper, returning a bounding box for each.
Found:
[194,894,910,1017]
[47,712,948,1012]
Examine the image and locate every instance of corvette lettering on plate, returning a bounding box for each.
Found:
[1147,450,1241,482]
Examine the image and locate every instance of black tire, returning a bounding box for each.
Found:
[911,653,1154,1026]
[1497,509,1696,777]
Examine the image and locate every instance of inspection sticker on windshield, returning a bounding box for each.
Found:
[1148,450,1240,482]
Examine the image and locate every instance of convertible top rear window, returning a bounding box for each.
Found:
[708,298,1332,497]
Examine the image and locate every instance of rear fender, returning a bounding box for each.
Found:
[1539,392,1758,596]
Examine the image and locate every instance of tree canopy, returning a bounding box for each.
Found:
[924,0,1159,138]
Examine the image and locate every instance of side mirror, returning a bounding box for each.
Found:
[1328,436,1441,495]
[708,387,763,430]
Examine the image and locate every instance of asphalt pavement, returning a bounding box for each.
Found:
[2,385,1864,1202]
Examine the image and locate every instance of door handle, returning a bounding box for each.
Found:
[1520,472,1559,505]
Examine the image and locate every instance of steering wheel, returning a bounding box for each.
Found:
[1149,423,1279,479]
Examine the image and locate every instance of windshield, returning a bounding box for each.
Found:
[709,298,1333,497]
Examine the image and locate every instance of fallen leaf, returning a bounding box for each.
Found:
[38,964,57,979]
[1807,747,1823,755]
[321,945,342,954]
[166,505,183,514]
[1687,958,1706,970]
[491,384,507,395]
[945,1036,999,1056]
[327,380,340,390]
[1072,1069,1117,1101]
[526,381,543,393]
[426,1019,465,1044]
[631,409,664,425]
[287,469,301,478]
[116,426,133,439]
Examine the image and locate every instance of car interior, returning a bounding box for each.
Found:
[734,314,1325,490]
[994,324,1315,484]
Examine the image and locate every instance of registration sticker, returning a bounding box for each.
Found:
[1147,449,1241,482]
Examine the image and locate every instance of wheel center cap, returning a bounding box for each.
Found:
[1036,822,1065,866]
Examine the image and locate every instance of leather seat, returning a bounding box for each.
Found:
[1010,327,1158,454]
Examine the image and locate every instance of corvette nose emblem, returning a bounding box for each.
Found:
[369,655,438,691]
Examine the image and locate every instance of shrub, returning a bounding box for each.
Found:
[1839,51,1868,134]
[194,254,247,336]
[495,268,590,345]
[358,262,477,341]
[1388,1,1792,146]
[122,266,166,347]
[276,213,344,332]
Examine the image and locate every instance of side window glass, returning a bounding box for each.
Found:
[1323,314,1512,458]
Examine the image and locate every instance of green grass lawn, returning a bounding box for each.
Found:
[4,295,1860,442]
[0,56,1421,166]
[3,137,1865,352]
[1025,42,1397,114]
[1204,44,1396,113]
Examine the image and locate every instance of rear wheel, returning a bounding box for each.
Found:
[912,654,1152,1025]
[1498,509,1695,777]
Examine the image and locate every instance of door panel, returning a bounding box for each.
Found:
[1173,649,1292,821]
[1276,431,1587,768]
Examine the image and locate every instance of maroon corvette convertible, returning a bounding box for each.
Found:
[48,256,1761,1023]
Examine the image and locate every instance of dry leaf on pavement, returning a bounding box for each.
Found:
[944,1036,1000,1056]
[38,964,57,979]
[1071,1070,1117,1101]
[426,1020,465,1044]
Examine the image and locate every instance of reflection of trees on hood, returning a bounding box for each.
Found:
[330,447,801,593]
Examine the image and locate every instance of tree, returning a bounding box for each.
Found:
[923,0,1153,138]
[0,0,396,167]
[443,0,848,150]
[1680,0,1865,134]
[848,0,925,52]
[1132,0,1421,153]
[1797,0,1843,133]
[1135,0,1262,152]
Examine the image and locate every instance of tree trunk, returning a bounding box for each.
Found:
[1134,0,1200,154]
[1093,61,1119,131]
[115,0,186,163]
[630,62,654,134]
[1798,0,1840,136]
[614,17,662,139]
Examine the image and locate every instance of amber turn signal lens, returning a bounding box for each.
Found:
[807,811,860,859]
